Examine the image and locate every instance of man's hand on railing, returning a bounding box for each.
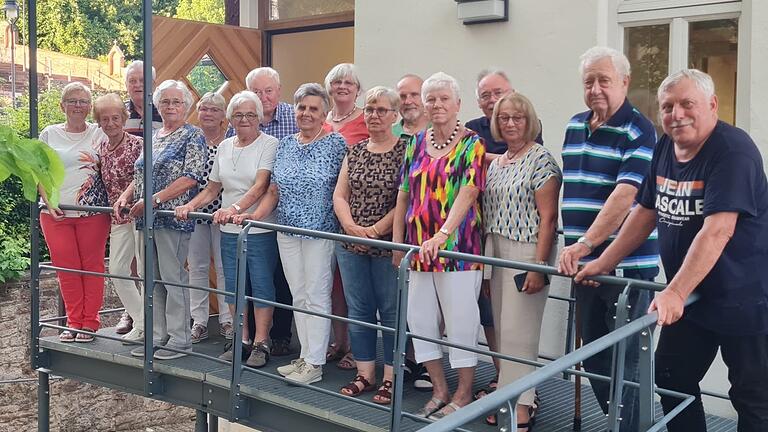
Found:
[573,257,611,287]
[174,203,194,220]
[558,242,591,276]
[648,288,686,326]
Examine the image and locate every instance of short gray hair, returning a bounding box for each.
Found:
[324,63,362,95]
[294,83,331,114]
[245,67,281,90]
[657,69,715,101]
[421,72,461,104]
[61,81,92,102]
[475,68,510,97]
[365,86,401,112]
[153,80,194,116]
[196,92,226,111]
[125,60,157,81]
[226,90,264,122]
[579,46,631,79]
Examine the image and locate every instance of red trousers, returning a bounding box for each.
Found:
[40,213,111,330]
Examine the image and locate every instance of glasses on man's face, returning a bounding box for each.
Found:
[64,99,90,106]
[479,89,507,102]
[159,99,184,107]
[363,107,396,117]
[496,114,526,125]
[232,112,259,122]
[253,88,275,97]
[198,106,223,113]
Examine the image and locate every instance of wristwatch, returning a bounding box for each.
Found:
[577,236,594,252]
[439,227,451,236]
[232,203,242,214]
[153,195,162,207]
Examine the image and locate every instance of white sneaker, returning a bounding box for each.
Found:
[277,358,305,377]
[285,362,322,385]
[121,328,145,345]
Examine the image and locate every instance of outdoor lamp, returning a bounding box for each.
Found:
[3,0,17,22]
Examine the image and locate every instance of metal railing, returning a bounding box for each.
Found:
[26,203,711,432]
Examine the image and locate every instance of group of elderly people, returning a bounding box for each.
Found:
[39,44,768,431]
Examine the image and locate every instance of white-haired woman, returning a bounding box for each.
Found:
[94,93,145,343]
[185,92,233,345]
[39,82,110,343]
[114,80,207,360]
[253,83,347,385]
[176,91,279,368]
[392,72,486,419]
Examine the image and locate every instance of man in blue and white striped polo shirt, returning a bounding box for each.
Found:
[558,46,659,432]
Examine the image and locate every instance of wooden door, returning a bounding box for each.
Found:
[152,15,262,120]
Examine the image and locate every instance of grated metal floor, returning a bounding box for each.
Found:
[38,325,737,432]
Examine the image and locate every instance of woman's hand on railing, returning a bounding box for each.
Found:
[112,195,132,223]
[392,250,405,268]
[522,272,548,294]
[213,207,237,225]
[420,232,448,266]
[648,289,686,326]
[174,204,194,220]
[129,199,145,218]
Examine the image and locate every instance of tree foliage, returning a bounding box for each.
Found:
[176,0,225,24]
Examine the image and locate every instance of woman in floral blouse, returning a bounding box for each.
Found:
[114,80,207,360]
[392,72,486,420]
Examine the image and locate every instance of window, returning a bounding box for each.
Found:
[268,0,354,21]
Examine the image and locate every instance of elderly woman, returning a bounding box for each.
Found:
[252,83,346,384]
[186,92,233,344]
[392,72,486,419]
[39,82,111,343]
[482,93,562,429]
[322,63,370,370]
[94,93,145,343]
[176,90,279,368]
[114,80,207,360]
[333,86,407,404]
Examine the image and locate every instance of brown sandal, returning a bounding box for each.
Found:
[340,375,376,397]
[372,380,393,405]
[326,343,348,362]
[336,351,357,370]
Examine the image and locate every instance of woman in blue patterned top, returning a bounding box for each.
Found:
[253,83,346,385]
[114,80,207,361]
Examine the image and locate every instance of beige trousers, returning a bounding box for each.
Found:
[488,233,552,406]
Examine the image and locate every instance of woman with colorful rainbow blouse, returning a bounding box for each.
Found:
[392,72,486,420]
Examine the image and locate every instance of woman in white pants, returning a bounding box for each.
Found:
[391,72,487,420]
[187,92,232,343]
[95,93,145,343]
[253,83,347,385]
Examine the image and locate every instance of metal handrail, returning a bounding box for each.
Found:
[33,204,704,431]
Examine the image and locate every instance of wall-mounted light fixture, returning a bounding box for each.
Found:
[455,0,508,25]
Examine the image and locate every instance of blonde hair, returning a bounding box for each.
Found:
[490,92,541,143]
[365,86,400,112]
[93,93,129,121]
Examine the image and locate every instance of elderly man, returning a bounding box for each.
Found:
[577,69,768,431]
[558,46,659,432]
[245,66,299,357]
[124,60,163,137]
[465,69,542,157]
[392,74,429,139]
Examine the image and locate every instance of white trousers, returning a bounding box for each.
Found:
[407,270,482,369]
[109,222,143,331]
[277,233,335,366]
[188,223,231,326]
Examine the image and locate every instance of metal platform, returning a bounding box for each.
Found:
[38,324,737,432]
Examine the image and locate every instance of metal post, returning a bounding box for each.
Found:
[564,283,577,379]
[195,410,207,432]
[27,0,37,138]
[38,370,50,432]
[229,222,254,421]
[389,249,417,432]
[497,398,518,432]
[208,414,218,432]
[10,21,16,106]
[606,283,633,431]
[638,325,656,430]
[573,298,583,431]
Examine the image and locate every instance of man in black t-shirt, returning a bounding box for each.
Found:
[576,69,768,431]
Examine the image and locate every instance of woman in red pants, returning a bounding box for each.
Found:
[39,82,111,343]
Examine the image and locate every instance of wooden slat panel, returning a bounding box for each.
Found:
[152,15,262,121]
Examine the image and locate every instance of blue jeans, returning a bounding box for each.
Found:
[575,267,657,432]
[335,245,398,365]
[220,231,278,308]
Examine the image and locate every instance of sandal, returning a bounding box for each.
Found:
[404,358,419,382]
[340,375,376,397]
[474,377,499,400]
[59,330,75,343]
[326,343,348,362]
[372,380,393,405]
[485,411,536,430]
[75,328,96,343]
[414,397,447,418]
[336,351,357,370]
[414,369,433,392]
[429,401,464,420]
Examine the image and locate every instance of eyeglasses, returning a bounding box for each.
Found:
[198,106,223,113]
[363,107,396,117]
[331,79,358,88]
[479,89,508,102]
[64,99,90,106]
[253,88,275,97]
[232,112,259,122]
[496,114,526,125]
[159,99,184,107]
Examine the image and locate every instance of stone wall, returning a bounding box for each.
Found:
[0,270,195,431]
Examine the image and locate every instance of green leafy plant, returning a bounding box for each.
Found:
[0,125,65,208]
